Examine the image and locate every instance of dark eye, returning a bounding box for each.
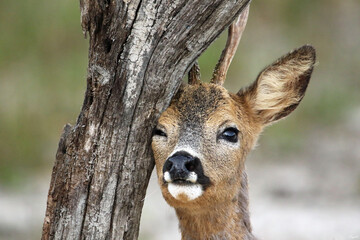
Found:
[219,127,239,143]
[153,128,167,137]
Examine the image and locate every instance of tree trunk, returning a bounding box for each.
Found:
[41,0,250,239]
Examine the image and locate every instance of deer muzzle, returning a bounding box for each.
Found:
[163,151,211,187]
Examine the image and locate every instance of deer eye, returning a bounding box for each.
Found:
[153,128,167,137]
[219,127,239,143]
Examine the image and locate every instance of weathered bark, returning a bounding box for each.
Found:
[42,0,250,239]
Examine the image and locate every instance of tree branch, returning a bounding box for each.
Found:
[42,0,251,239]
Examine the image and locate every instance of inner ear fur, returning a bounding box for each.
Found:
[239,45,316,125]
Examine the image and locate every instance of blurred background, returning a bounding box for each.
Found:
[0,0,359,239]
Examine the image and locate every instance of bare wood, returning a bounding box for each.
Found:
[188,61,201,85]
[211,4,250,85]
[41,0,251,239]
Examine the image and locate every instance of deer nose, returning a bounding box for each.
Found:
[163,151,199,181]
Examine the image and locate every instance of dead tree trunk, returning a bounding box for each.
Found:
[42,0,250,239]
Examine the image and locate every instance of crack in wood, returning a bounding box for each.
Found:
[42,0,250,239]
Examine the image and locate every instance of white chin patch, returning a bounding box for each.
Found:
[168,183,203,201]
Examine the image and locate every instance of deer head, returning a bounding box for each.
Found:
[151,5,315,239]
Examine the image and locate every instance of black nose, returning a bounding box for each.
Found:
[163,151,199,181]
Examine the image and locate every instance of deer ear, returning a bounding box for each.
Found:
[239,45,316,125]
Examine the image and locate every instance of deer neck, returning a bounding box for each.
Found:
[175,172,254,240]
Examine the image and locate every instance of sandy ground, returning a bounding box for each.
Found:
[1,110,359,240]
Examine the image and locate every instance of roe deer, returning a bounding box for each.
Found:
[151,5,316,240]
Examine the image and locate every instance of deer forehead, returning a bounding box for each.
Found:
[159,84,245,144]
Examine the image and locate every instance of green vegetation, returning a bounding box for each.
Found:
[1,0,359,185]
[0,0,88,186]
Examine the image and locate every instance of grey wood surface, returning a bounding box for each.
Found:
[42,0,251,239]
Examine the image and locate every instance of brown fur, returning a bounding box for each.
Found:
[152,45,316,240]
